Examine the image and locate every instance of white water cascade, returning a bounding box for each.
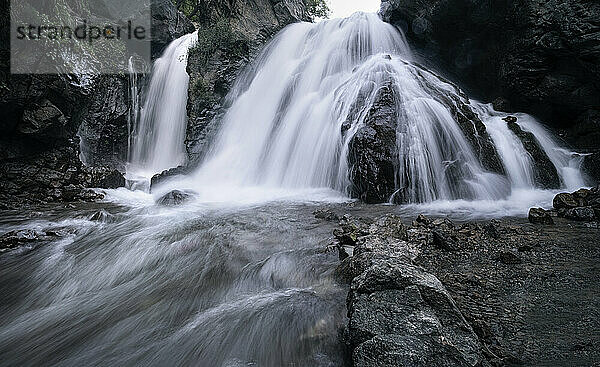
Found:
[127,31,198,186]
[158,13,584,206]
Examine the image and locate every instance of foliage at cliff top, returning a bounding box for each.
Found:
[304,0,330,19]
[172,0,330,23]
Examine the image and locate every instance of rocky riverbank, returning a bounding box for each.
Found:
[315,203,600,366]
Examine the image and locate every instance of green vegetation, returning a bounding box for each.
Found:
[192,18,248,69]
[172,0,235,24]
[304,0,330,19]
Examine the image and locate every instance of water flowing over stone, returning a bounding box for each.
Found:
[176,13,583,204]
[127,31,198,186]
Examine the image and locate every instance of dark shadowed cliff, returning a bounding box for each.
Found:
[380,0,600,182]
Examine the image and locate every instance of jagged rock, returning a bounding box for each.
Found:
[151,166,189,191]
[84,167,126,189]
[313,209,340,222]
[562,207,597,222]
[341,212,600,365]
[553,193,579,210]
[90,210,115,223]
[336,214,485,367]
[507,121,560,189]
[348,259,483,367]
[156,190,195,206]
[18,99,68,137]
[432,230,460,251]
[528,208,554,225]
[348,83,399,204]
[0,229,56,253]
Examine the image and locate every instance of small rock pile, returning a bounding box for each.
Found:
[0,229,65,253]
[529,186,600,224]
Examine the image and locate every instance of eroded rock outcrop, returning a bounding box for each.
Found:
[380,0,600,182]
[324,210,600,365]
[185,0,311,165]
[333,215,485,367]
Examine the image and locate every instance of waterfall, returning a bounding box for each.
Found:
[126,31,198,188]
[162,13,583,204]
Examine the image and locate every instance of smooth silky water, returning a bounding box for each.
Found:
[0,12,589,367]
[0,194,349,366]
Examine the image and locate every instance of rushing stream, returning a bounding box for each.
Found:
[0,195,349,366]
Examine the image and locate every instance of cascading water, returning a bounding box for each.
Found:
[163,12,584,206]
[1,12,594,367]
[127,31,198,188]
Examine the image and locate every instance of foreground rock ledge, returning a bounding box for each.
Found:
[328,212,600,366]
[334,215,483,366]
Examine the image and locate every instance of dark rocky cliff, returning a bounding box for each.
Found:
[184,0,311,166]
[380,0,600,183]
[0,0,193,207]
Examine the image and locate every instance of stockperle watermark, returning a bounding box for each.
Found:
[11,0,151,74]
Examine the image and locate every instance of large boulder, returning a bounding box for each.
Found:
[339,215,485,367]
[549,187,600,223]
[348,83,400,204]
[528,208,554,225]
[553,193,579,210]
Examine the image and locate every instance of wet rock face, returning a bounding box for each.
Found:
[156,190,195,206]
[151,0,195,58]
[150,166,189,191]
[77,76,130,171]
[380,0,600,183]
[184,0,310,166]
[345,69,507,204]
[530,187,600,224]
[335,215,484,367]
[506,120,560,189]
[413,66,505,177]
[348,84,399,204]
